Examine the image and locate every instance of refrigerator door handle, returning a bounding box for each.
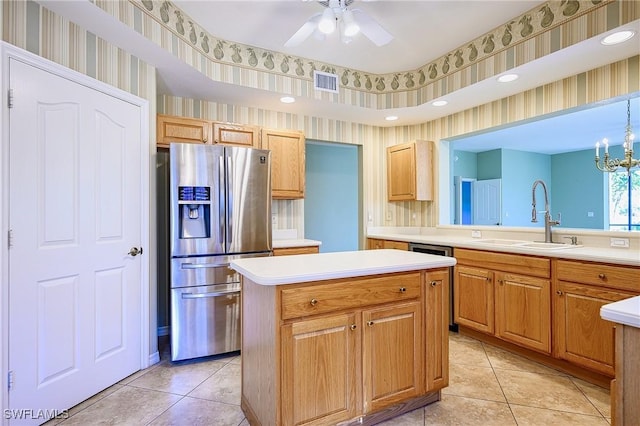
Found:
[181,289,239,299]
[227,155,233,248]
[219,155,225,244]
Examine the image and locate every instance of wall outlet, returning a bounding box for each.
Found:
[610,237,629,248]
[587,211,594,217]
[272,214,277,225]
[386,210,393,221]
[471,230,482,238]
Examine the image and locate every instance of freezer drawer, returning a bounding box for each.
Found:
[170,283,240,361]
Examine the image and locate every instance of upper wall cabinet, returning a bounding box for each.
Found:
[212,122,261,148]
[387,140,433,201]
[157,114,211,148]
[261,128,305,199]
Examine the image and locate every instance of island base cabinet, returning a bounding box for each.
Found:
[362,302,422,413]
[553,281,634,377]
[425,269,450,392]
[281,313,359,426]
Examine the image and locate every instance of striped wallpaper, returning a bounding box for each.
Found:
[3,0,639,234]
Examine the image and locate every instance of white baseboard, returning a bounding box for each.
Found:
[157,326,170,337]
[148,351,160,366]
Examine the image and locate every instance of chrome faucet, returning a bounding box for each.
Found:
[531,179,561,243]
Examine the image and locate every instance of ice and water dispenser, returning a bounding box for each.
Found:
[178,186,211,239]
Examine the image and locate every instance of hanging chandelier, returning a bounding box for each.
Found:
[595,99,639,173]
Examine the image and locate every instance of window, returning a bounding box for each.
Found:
[608,169,640,231]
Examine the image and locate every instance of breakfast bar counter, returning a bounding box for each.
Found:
[230,249,456,426]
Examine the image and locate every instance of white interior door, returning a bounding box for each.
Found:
[7,58,143,424]
[473,178,502,225]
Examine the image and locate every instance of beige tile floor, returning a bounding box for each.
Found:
[46,333,611,425]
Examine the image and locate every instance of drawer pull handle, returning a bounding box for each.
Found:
[431,281,437,287]
[350,324,357,331]
[556,290,564,296]
[367,320,374,326]
[598,273,606,280]
[310,298,318,306]
[399,287,406,293]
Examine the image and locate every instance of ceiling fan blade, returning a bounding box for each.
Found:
[351,9,393,46]
[284,13,322,47]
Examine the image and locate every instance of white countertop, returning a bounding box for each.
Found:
[367,229,640,267]
[600,296,640,328]
[272,238,322,249]
[230,249,456,286]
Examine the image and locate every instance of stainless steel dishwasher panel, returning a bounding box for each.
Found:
[170,282,240,361]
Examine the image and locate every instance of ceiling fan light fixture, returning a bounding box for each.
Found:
[318,8,336,34]
[342,10,360,37]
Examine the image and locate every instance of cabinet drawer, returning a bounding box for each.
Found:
[455,248,550,279]
[280,273,421,320]
[556,260,639,292]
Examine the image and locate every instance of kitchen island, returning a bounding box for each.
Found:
[230,249,456,426]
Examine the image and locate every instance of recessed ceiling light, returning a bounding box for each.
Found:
[497,73,519,83]
[432,100,448,107]
[280,96,295,104]
[601,30,636,45]
[385,115,398,121]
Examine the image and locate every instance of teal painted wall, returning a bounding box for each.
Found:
[305,141,359,253]
[453,150,478,178]
[502,149,551,227]
[477,149,502,180]
[551,148,606,229]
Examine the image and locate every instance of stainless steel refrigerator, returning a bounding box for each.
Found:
[169,143,271,361]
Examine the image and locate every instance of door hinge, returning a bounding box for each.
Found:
[8,370,14,391]
[7,89,14,109]
[8,229,13,249]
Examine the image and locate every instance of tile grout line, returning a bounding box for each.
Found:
[481,341,520,426]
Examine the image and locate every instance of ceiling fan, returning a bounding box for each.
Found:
[285,0,393,47]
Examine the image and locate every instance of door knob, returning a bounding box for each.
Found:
[128,247,143,256]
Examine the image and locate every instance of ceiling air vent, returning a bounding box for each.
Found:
[313,70,339,94]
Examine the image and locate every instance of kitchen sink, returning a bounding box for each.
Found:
[471,239,529,246]
[471,239,583,250]
[518,242,583,250]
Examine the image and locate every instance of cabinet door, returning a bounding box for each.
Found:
[262,128,305,199]
[454,265,494,334]
[387,143,416,201]
[156,114,210,148]
[281,313,359,426]
[425,269,449,392]
[554,281,634,377]
[362,302,422,413]
[212,122,260,147]
[383,240,409,250]
[495,272,550,354]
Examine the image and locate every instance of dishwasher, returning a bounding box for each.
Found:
[408,243,457,332]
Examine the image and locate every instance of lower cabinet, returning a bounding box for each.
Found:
[553,259,638,377]
[454,248,551,354]
[273,246,319,256]
[367,238,409,251]
[242,269,449,425]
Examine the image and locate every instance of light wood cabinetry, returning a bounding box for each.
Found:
[157,114,211,147]
[367,238,409,251]
[386,140,433,201]
[212,121,260,147]
[242,269,449,425]
[612,324,640,425]
[454,248,551,354]
[261,128,305,199]
[553,259,638,377]
[272,246,319,256]
[425,268,450,392]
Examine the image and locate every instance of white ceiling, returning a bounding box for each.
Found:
[37,0,640,154]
